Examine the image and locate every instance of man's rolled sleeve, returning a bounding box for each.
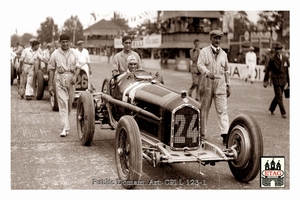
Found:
[197,50,210,75]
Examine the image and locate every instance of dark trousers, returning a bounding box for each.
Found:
[269,84,286,115]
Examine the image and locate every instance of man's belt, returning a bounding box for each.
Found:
[23,62,33,65]
[57,69,74,74]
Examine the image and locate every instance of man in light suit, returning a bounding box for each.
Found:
[197,30,231,145]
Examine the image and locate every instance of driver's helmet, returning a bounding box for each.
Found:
[127,55,138,72]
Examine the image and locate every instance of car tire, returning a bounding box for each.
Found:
[50,80,59,111]
[36,69,45,100]
[115,115,142,189]
[77,91,95,146]
[101,78,117,129]
[101,78,111,96]
[227,113,263,183]
[11,62,15,85]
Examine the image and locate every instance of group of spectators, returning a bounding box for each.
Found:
[11,35,92,137]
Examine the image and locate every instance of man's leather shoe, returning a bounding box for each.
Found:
[269,109,274,115]
[282,114,287,118]
[25,96,32,100]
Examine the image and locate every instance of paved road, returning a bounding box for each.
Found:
[10,59,290,191]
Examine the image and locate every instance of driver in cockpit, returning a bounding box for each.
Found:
[116,55,139,81]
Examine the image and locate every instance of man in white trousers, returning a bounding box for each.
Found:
[76,40,93,91]
[245,46,257,83]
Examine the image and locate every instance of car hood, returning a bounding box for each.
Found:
[133,83,200,111]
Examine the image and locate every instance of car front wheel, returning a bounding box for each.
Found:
[227,113,263,183]
[77,91,95,146]
[115,115,142,189]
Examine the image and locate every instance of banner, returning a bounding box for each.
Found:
[228,63,265,82]
[114,34,162,49]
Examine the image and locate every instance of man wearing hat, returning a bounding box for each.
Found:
[197,30,230,145]
[48,33,81,137]
[263,42,290,118]
[116,55,139,82]
[245,46,257,83]
[18,40,44,100]
[189,39,202,101]
[76,40,93,90]
[112,35,141,77]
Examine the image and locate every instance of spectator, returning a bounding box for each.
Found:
[188,39,202,101]
[76,40,93,91]
[245,46,257,83]
[19,40,46,100]
[263,42,289,118]
[112,35,141,77]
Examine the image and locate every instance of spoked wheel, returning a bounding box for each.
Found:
[77,91,95,146]
[115,116,142,189]
[227,113,263,183]
[50,80,59,111]
[101,78,117,129]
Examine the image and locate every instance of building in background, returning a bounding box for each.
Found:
[83,19,122,55]
[157,11,229,71]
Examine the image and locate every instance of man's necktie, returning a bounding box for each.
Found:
[212,48,219,55]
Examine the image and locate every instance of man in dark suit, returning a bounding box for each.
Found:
[263,42,290,118]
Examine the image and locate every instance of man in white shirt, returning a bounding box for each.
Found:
[76,40,92,90]
[245,46,257,83]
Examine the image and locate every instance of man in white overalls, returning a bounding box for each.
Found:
[245,46,257,83]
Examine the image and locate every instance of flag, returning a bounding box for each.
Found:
[91,12,96,21]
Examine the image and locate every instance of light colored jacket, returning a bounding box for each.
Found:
[197,46,230,86]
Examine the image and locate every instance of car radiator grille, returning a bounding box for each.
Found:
[171,105,200,149]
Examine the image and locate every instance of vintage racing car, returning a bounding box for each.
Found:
[50,67,90,111]
[76,69,263,189]
[11,51,20,86]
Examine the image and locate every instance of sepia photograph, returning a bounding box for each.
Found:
[3,0,298,198]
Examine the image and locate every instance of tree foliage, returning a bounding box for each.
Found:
[111,11,130,33]
[257,11,289,48]
[61,15,84,44]
[233,11,251,41]
[36,17,59,45]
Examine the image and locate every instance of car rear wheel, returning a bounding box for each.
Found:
[77,91,95,146]
[227,113,263,183]
[115,116,142,189]
[36,69,45,100]
[101,78,117,129]
[11,62,15,85]
[50,80,59,111]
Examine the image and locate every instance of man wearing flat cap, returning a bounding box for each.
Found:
[263,42,290,118]
[19,40,45,100]
[197,29,230,145]
[112,35,141,77]
[245,46,257,83]
[76,40,93,91]
[48,33,81,137]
